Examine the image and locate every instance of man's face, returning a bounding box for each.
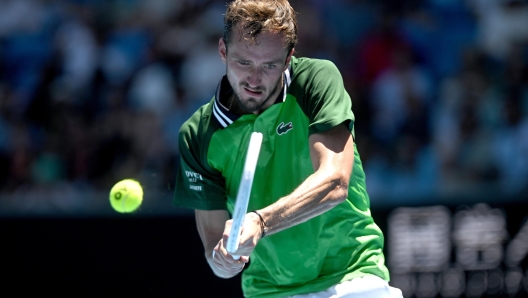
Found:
[219,25,293,114]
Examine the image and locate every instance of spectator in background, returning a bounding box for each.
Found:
[492,45,528,194]
[346,7,414,199]
[357,9,409,86]
[467,0,528,61]
[370,43,433,152]
[0,0,56,114]
[433,47,500,192]
[368,41,435,198]
[54,3,99,100]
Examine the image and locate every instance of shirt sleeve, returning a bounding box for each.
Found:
[173,105,228,210]
[291,58,355,136]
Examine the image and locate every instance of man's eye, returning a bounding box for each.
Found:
[266,64,276,69]
[238,61,249,65]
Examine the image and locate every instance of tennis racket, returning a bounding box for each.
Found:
[226,132,263,260]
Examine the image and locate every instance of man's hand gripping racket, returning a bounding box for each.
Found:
[226,132,263,260]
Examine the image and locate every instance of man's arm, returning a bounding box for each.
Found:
[260,123,354,233]
[231,123,354,257]
[195,209,250,278]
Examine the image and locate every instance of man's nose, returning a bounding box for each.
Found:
[246,67,262,87]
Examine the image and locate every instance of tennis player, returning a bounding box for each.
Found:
[174,0,402,297]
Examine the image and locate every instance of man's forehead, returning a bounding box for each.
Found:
[231,23,287,48]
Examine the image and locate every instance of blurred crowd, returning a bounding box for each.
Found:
[0,0,527,211]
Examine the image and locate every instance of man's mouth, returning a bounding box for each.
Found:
[244,87,263,96]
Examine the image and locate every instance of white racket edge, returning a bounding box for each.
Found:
[226,132,263,260]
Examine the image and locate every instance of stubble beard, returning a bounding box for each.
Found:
[232,76,283,114]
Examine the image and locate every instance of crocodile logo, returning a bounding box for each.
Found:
[276,121,293,135]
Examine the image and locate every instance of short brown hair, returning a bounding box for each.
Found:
[223,0,298,53]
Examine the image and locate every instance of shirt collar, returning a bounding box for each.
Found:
[212,66,292,128]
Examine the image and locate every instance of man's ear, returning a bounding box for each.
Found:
[219,38,227,63]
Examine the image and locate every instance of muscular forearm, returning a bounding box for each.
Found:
[256,125,354,236]
[259,168,349,236]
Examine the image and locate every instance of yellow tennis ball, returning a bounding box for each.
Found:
[109,179,143,213]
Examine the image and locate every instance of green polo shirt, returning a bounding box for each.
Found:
[174,56,390,297]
